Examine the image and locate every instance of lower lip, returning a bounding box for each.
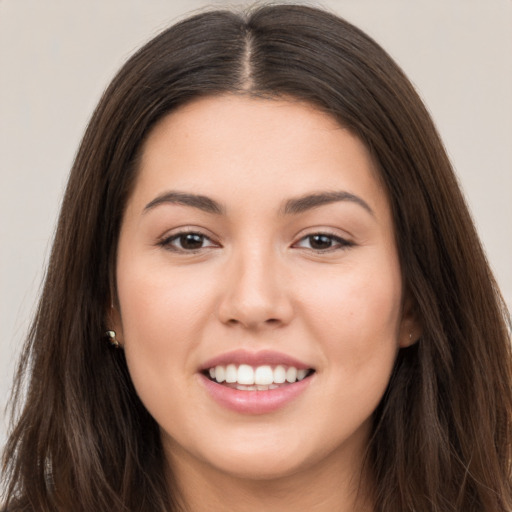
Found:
[199,373,313,414]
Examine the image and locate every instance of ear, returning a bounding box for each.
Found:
[398,292,422,348]
[106,303,124,346]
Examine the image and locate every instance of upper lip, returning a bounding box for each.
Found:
[199,349,312,371]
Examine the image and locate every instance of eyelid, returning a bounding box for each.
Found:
[157,227,220,253]
[292,230,355,252]
[156,226,354,254]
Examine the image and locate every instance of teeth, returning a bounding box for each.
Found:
[208,364,311,386]
[236,383,282,391]
[297,369,308,381]
[215,366,226,383]
[254,365,273,385]
[274,365,286,384]
[225,364,237,383]
[238,364,254,385]
[286,367,297,383]
[236,384,257,391]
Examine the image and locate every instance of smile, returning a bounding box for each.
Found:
[199,350,316,414]
[205,364,313,390]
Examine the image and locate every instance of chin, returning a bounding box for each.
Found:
[212,450,311,482]
[199,427,345,482]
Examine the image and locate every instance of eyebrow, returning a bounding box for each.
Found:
[143,189,374,217]
[144,191,224,215]
[282,191,374,217]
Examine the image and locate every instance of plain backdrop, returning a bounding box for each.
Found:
[1,0,511,448]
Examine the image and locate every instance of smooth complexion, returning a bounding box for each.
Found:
[113,95,418,511]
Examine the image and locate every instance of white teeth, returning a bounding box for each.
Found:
[225,364,237,383]
[297,369,308,381]
[286,367,297,383]
[237,364,255,385]
[274,365,286,384]
[236,384,280,391]
[254,365,273,385]
[209,364,311,386]
[215,366,226,383]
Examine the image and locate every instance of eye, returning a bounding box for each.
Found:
[159,231,217,252]
[294,233,353,252]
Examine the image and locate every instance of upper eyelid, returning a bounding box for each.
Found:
[167,232,215,242]
[157,227,353,248]
[294,233,351,245]
[159,226,217,241]
[158,229,220,250]
[292,229,353,243]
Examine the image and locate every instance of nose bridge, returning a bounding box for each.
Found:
[218,240,292,328]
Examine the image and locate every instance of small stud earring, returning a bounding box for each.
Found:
[105,330,121,348]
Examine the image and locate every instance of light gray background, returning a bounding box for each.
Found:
[1,0,511,448]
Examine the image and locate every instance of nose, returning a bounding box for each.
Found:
[217,246,294,330]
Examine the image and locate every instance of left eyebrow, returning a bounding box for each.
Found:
[143,191,224,215]
[282,191,375,217]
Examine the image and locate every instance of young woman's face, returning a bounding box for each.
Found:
[114,95,416,484]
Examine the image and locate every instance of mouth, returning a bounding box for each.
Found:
[198,350,316,413]
[202,364,316,391]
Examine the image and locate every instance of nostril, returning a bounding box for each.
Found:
[224,317,281,328]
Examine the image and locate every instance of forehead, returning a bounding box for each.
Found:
[130,94,389,219]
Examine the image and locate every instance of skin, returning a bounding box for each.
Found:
[113,95,419,511]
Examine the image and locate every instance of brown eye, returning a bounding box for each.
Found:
[308,234,335,250]
[160,232,217,252]
[178,233,206,250]
[294,233,353,252]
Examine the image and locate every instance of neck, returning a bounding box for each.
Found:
[164,439,374,512]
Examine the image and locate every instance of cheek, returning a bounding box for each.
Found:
[118,258,216,342]
[300,262,402,436]
[300,255,402,373]
[116,259,218,402]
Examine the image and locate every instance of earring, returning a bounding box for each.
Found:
[408,332,419,345]
[105,330,121,348]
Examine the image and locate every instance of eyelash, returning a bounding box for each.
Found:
[292,232,354,252]
[158,231,354,254]
[158,231,218,253]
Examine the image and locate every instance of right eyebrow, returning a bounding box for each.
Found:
[143,191,224,215]
[282,190,374,217]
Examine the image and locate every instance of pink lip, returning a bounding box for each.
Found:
[199,349,312,371]
[198,372,314,414]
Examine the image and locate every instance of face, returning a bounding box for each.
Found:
[114,95,417,485]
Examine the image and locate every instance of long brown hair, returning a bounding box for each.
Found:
[3,4,511,511]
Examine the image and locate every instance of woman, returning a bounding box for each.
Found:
[2,4,511,511]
